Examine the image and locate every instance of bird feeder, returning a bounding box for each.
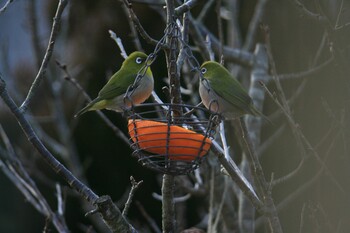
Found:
[126,103,220,175]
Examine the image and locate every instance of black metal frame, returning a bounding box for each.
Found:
[126,103,221,175]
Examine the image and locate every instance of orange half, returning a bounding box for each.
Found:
[128,119,212,161]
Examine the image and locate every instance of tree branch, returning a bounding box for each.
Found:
[243,0,268,51]
[121,0,160,46]
[0,0,14,14]
[20,0,68,113]
[0,76,136,233]
[175,0,199,16]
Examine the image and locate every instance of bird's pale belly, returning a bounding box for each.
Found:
[199,82,245,119]
[106,76,154,112]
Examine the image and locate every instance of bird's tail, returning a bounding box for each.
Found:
[249,104,272,124]
[74,98,101,118]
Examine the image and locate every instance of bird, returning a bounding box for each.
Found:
[75,51,154,117]
[198,61,264,120]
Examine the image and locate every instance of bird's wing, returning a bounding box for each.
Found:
[209,75,253,112]
[98,70,137,100]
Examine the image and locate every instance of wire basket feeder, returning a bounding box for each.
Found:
[126,103,220,175]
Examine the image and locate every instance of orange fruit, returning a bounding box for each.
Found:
[128,119,212,161]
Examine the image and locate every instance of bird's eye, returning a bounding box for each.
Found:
[135,57,143,64]
[201,68,207,74]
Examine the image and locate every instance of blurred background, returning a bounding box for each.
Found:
[0,0,350,232]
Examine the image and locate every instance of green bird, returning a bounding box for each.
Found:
[75,51,154,117]
[198,61,263,119]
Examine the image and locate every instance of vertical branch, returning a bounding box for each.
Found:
[162,174,176,233]
[238,44,270,233]
[119,2,143,51]
[216,0,223,60]
[162,1,181,232]
[20,0,68,113]
[226,0,242,48]
[28,0,43,69]
[207,168,215,232]
[243,0,268,51]
[237,119,283,233]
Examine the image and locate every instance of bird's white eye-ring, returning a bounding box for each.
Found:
[135,57,143,64]
[201,68,207,74]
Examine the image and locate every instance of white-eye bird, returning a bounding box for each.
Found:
[75,51,154,117]
[198,61,263,119]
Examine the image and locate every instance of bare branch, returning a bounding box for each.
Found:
[136,201,162,233]
[56,61,130,145]
[276,56,334,81]
[290,0,327,22]
[122,176,143,216]
[0,76,138,233]
[0,126,70,233]
[243,0,268,51]
[260,82,345,193]
[120,2,144,51]
[0,0,14,14]
[20,0,68,113]
[109,30,128,59]
[197,0,215,21]
[0,77,98,203]
[175,0,200,15]
[121,0,160,46]
[210,140,263,210]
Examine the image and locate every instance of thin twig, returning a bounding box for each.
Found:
[207,168,215,232]
[28,0,43,69]
[235,118,283,233]
[175,0,199,15]
[197,0,215,21]
[0,77,98,203]
[215,0,223,59]
[290,0,327,22]
[135,201,162,233]
[211,140,263,210]
[243,0,268,51]
[260,82,345,193]
[192,19,255,66]
[176,2,190,76]
[56,61,130,145]
[257,124,286,156]
[109,30,128,59]
[0,0,14,14]
[20,0,68,113]
[299,203,307,233]
[276,56,334,81]
[238,44,269,233]
[121,0,160,46]
[0,127,70,232]
[122,176,143,216]
[120,2,143,51]
[0,76,138,233]
[152,192,191,203]
[212,176,229,231]
[219,122,230,161]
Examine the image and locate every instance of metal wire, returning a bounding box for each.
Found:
[124,21,223,175]
[126,103,220,175]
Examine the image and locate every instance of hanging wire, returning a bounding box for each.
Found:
[124,21,222,175]
[123,22,178,106]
